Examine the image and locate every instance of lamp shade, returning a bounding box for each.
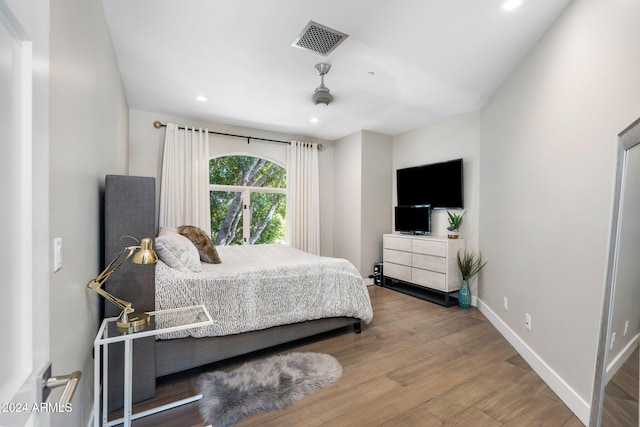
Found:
[131,237,158,265]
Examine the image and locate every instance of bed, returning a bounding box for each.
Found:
[102,175,373,409]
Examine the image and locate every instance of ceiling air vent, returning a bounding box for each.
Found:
[291,21,349,56]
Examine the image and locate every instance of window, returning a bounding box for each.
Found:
[210,155,286,245]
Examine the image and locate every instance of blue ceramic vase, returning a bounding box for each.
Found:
[458,279,471,309]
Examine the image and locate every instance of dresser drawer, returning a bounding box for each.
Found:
[384,248,411,266]
[412,239,446,257]
[383,235,411,251]
[412,268,446,291]
[383,262,411,282]
[412,253,446,273]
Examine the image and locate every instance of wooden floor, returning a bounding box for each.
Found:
[124,286,584,427]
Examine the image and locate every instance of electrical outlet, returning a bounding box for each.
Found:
[525,313,531,330]
[503,297,508,311]
[53,238,63,273]
[610,332,616,350]
[624,321,629,336]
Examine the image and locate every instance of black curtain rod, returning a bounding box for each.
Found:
[153,120,290,145]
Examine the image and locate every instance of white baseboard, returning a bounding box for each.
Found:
[606,333,639,384]
[476,297,590,426]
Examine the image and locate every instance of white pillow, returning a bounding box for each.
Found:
[154,228,201,273]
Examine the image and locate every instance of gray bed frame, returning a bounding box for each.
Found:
[103,175,362,409]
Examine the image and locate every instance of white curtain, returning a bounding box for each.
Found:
[286,140,320,254]
[159,122,211,235]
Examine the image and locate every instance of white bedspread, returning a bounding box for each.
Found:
[155,244,373,339]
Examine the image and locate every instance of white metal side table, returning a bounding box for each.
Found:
[93,305,213,427]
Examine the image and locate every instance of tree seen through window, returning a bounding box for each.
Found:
[210,155,286,245]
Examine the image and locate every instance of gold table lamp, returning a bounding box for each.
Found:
[87,237,157,329]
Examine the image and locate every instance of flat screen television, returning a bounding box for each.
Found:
[396,158,463,209]
[395,205,432,235]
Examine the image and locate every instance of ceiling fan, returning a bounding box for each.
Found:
[312,63,333,106]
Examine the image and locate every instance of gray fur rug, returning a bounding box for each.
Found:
[197,352,342,427]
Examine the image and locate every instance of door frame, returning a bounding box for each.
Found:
[0,0,50,425]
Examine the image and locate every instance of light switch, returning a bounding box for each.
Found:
[53,238,62,272]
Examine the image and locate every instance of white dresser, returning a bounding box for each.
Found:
[382,233,465,306]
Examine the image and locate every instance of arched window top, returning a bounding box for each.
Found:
[210,155,286,188]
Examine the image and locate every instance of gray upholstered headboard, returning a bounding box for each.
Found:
[104,174,156,314]
[103,174,157,409]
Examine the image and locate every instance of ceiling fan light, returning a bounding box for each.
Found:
[313,88,333,106]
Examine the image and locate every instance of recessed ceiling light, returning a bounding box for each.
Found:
[310,117,321,124]
[195,95,208,102]
[501,0,523,12]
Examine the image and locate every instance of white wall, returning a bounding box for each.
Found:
[332,130,392,277]
[49,0,129,425]
[392,111,482,289]
[479,0,640,422]
[128,109,336,255]
[361,131,393,277]
[333,132,363,270]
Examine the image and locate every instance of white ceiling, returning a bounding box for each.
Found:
[102,0,572,141]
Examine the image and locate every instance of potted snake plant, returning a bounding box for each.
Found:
[446,210,465,238]
[456,249,487,309]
